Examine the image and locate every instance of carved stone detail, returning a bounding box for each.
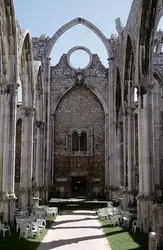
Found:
[75,71,84,85]
[22,107,35,117]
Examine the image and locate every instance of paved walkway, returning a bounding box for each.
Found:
[38,210,111,250]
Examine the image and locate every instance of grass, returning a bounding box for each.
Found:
[0,216,56,250]
[101,219,149,250]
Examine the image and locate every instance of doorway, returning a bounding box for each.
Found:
[71,176,87,197]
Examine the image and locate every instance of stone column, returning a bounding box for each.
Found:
[116,122,123,187]
[148,232,157,250]
[35,121,44,197]
[0,88,5,193]
[108,58,114,188]
[137,91,144,195]
[1,83,18,223]
[122,107,127,187]
[2,87,10,223]
[122,107,128,209]
[127,83,135,193]
[142,85,154,195]
[42,57,51,201]
[137,83,154,233]
[20,107,35,209]
[8,84,18,223]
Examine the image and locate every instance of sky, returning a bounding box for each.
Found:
[14,0,133,67]
[14,0,163,68]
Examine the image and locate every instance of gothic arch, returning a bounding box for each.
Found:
[45,17,113,59]
[153,67,163,88]
[52,86,108,116]
[124,34,134,103]
[0,0,18,83]
[139,0,159,77]
[19,31,35,107]
[35,64,44,121]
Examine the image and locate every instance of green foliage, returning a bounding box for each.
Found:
[101,219,149,250]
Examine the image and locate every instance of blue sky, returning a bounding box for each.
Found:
[14,0,134,67]
[14,0,163,68]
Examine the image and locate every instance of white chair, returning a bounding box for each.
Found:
[132,220,142,233]
[29,224,40,238]
[36,219,46,230]
[19,223,30,239]
[97,208,107,220]
[0,223,11,237]
[109,215,120,226]
[16,218,25,232]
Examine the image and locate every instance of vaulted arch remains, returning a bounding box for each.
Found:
[45,17,113,59]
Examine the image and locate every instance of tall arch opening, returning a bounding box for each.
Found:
[53,86,105,198]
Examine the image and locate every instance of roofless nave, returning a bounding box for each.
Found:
[1,0,163,245]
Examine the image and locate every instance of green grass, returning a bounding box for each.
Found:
[101,219,149,250]
[0,217,56,250]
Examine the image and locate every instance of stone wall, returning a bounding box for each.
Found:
[54,86,105,196]
[50,53,109,197]
[32,36,51,61]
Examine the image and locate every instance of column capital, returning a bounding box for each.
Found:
[22,107,35,117]
[126,106,136,117]
[0,83,19,95]
[2,192,10,201]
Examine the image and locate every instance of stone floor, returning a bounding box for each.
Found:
[37,210,111,250]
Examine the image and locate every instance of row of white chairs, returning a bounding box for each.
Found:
[17,218,46,239]
[98,207,142,233]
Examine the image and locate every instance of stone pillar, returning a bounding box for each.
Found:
[148,232,157,250]
[122,107,128,210]
[137,84,154,233]
[116,122,123,187]
[0,88,5,193]
[142,85,154,195]
[1,83,18,223]
[127,83,135,199]
[20,107,35,209]
[108,58,115,189]
[138,91,144,196]
[122,107,127,188]
[35,121,44,197]
[42,57,51,201]
[2,87,10,222]
[8,84,18,223]
[127,108,135,192]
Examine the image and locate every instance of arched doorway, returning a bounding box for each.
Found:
[54,86,105,198]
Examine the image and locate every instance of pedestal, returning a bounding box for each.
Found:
[137,194,153,233]
[149,232,157,250]
[2,193,10,223]
[20,189,28,209]
[152,203,163,246]
[28,189,34,208]
[33,197,40,208]
[122,192,128,210]
[9,194,17,226]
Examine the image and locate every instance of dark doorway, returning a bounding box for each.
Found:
[71,176,87,197]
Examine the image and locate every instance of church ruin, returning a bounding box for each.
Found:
[2,0,163,245]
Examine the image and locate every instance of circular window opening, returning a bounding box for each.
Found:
[69,49,90,69]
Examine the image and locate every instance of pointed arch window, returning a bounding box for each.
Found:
[72,130,87,152]
[72,131,79,151]
[80,131,87,151]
